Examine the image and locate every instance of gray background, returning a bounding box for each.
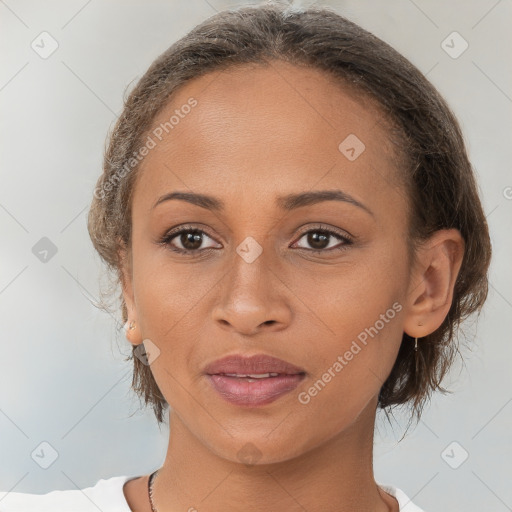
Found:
[1,1,511,511]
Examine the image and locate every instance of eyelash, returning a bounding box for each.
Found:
[158,224,354,256]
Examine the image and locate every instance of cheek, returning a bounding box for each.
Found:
[294,247,407,340]
[132,243,219,331]
[291,249,406,403]
[294,295,404,434]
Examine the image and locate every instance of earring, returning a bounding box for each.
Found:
[124,320,136,331]
[414,336,421,376]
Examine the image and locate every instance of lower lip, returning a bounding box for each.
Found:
[206,373,305,406]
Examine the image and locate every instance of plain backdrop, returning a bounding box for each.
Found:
[1,1,511,511]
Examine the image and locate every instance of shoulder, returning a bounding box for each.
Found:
[0,475,135,512]
[0,476,427,512]
[377,481,427,512]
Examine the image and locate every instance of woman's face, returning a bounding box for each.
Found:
[122,61,414,463]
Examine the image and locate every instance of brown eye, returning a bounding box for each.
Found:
[292,227,353,253]
[305,231,330,250]
[177,230,204,251]
[161,227,220,254]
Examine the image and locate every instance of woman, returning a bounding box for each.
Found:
[0,3,491,511]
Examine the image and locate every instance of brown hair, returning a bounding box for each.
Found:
[87,2,492,425]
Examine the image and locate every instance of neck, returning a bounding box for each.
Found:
[152,397,395,512]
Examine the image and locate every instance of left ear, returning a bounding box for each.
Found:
[403,228,465,338]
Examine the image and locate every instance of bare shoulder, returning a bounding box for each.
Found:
[123,475,153,512]
[378,486,400,512]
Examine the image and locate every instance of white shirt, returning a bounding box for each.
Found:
[0,475,426,511]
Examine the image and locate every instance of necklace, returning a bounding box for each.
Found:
[148,469,159,512]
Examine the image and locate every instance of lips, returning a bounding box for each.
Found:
[203,354,306,407]
[203,354,306,376]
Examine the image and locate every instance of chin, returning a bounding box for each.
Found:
[203,428,315,467]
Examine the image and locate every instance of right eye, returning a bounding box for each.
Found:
[159,226,221,255]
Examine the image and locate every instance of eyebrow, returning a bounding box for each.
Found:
[152,189,374,217]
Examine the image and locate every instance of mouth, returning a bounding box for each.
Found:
[203,353,306,376]
[211,372,300,381]
[206,373,306,406]
[203,354,306,406]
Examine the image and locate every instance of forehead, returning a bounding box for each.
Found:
[134,60,402,214]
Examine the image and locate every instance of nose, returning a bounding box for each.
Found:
[211,253,292,336]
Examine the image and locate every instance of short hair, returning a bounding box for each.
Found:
[87,3,492,425]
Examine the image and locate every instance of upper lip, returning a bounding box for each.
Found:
[204,354,306,375]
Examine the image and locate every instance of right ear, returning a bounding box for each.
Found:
[117,239,142,346]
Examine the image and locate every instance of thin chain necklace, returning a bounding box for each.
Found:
[148,469,159,512]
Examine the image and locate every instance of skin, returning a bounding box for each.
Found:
[120,60,464,512]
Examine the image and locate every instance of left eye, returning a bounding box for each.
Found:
[292,229,352,252]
